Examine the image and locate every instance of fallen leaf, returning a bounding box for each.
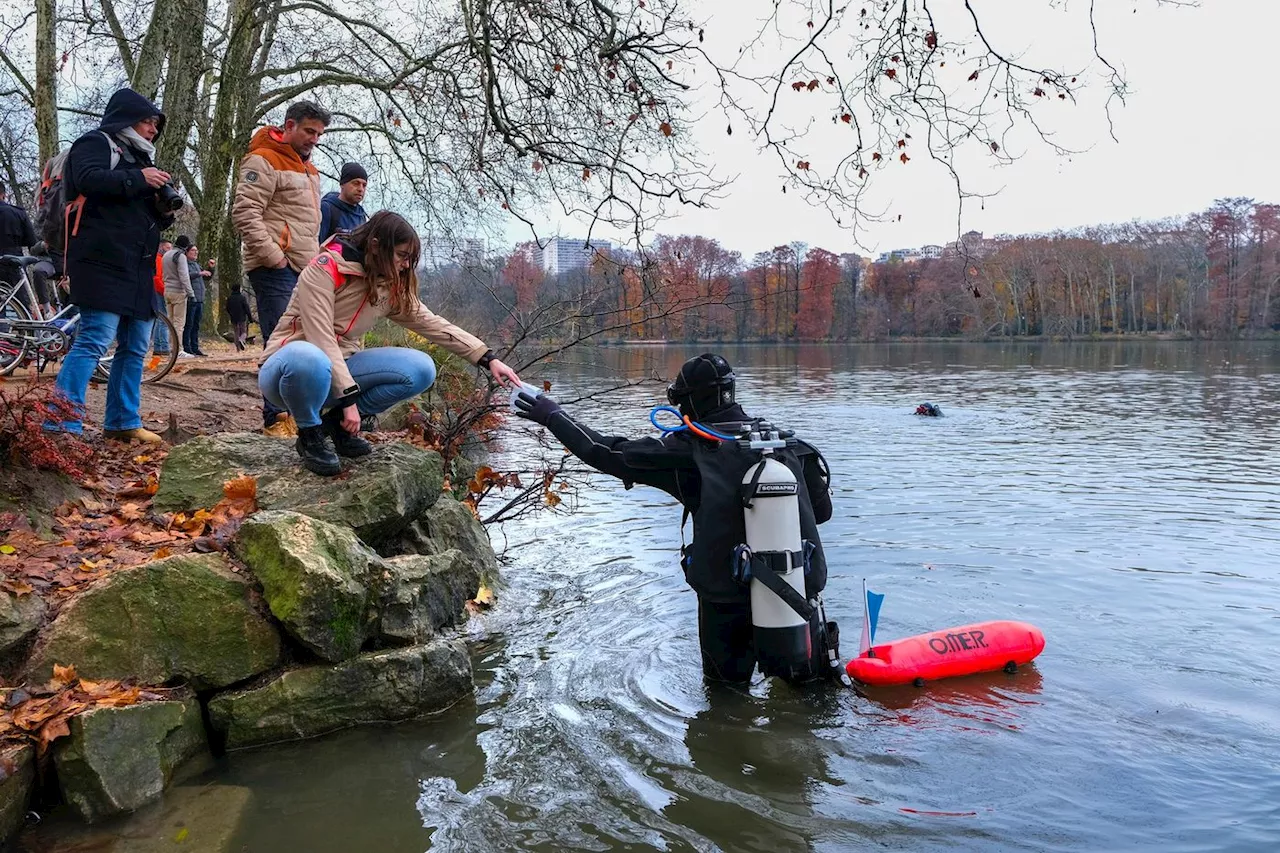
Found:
[0,545,14,555]
[37,716,71,752]
[51,664,77,688]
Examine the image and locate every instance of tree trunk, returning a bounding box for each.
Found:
[201,0,276,340]
[34,0,58,162]
[131,1,178,99]
[155,0,209,190]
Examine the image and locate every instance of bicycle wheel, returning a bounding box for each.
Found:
[0,297,31,377]
[92,313,180,384]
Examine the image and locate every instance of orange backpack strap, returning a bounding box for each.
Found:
[63,194,86,259]
[312,251,346,289]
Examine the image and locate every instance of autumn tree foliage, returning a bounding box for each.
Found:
[419,197,1278,346]
[797,248,840,339]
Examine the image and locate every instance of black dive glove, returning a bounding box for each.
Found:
[514,391,562,426]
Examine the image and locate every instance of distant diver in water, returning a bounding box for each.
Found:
[914,402,943,417]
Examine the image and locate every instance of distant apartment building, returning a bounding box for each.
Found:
[537,236,612,275]
[422,236,485,269]
[918,244,944,260]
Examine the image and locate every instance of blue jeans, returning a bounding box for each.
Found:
[152,312,170,353]
[249,265,300,426]
[183,300,204,353]
[258,344,437,429]
[52,307,154,434]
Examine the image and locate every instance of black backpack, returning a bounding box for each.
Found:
[34,132,122,253]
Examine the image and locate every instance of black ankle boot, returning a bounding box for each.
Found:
[295,425,342,476]
[321,407,374,458]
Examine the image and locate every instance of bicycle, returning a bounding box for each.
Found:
[0,254,178,383]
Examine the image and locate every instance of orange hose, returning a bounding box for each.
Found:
[683,416,724,442]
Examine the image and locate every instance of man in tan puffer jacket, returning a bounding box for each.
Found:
[231,100,329,427]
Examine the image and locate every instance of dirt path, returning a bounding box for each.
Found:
[15,338,270,438]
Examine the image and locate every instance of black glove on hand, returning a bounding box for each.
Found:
[514,391,562,426]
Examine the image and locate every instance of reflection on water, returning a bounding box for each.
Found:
[25,341,1280,852]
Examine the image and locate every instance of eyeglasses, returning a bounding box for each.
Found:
[394,250,414,264]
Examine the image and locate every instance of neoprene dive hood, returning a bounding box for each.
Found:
[667,353,736,420]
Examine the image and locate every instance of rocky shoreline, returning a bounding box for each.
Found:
[0,432,497,843]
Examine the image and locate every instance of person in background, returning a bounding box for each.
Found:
[258,210,520,475]
[27,242,58,317]
[182,243,211,356]
[319,162,369,241]
[0,181,37,291]
[51,87,175,442]
[162,234,194,358]
[231,100,329,426]
[226,282,254,351]
[152,238,172,354]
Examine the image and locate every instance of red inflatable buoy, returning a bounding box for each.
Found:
[846,620,1045,686]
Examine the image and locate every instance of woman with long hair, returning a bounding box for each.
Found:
[259,210,520,475]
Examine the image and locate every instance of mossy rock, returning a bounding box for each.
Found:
[54,698,208,822]
[234,511,376,662]
[24,554,281,690]
[207,640,472,749]
[374,549,481,644]
[0,745,34,846]
[154,433,444,548]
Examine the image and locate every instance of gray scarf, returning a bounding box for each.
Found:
[115,126,157,159]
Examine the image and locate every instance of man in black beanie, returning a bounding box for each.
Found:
[514,353,841,686]
[319,161,368,241]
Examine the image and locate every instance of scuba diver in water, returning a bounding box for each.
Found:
[514,353,843,686]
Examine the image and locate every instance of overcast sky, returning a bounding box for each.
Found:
[520,0,1277,260]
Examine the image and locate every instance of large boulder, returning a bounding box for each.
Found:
[54,698,208,822]
[374,550,481,644]
[24,554,281,690]
[235,512,376,662]
[154,433,444,547]
[0,590,45,659]
[207,640,472,749]
[390,496,498,578]
[0,745,34,846]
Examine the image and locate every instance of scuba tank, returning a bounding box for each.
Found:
[732,424,842,683]
[741,451,812,677]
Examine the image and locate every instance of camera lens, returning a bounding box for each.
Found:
[156,183,184,213]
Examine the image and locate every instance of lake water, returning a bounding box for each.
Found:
[28,342,1280,852]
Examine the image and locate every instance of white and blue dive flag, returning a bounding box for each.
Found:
[859,580,885,657]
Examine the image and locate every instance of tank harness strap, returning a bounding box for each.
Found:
[747,552,815,621]
[679,508,691,571]
[740,459,768,509]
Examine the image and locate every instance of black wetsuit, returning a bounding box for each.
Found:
[542,403,833,682]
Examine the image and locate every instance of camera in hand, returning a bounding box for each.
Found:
[154,180,184,213]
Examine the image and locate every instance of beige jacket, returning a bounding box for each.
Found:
[231,127,322,273]
[261,248,491,398]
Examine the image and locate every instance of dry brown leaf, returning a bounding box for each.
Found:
[50,664,77,689]
[37,717,71,752]
[222,475,257,501]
